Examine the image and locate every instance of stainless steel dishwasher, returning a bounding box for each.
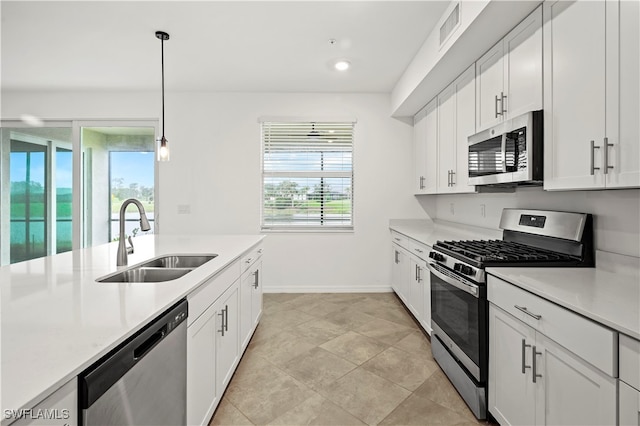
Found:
[79,299,188,425]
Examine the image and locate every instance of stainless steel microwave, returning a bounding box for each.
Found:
[468,110,543,186]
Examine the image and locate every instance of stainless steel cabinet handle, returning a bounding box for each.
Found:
[501,92,507,115]
[532,345,542,383]
[604,137,614,174]
[257,249,263,254]
[521,339,531,374]
[419,175,425,189]
[224,305,229,332]
[253,270,259,289]
[590,140,601,175]
[218,310,225,336]
[450,170,456,186]
[415,264,419,281]
[394,250,399,264]
[394,237,401,242]
[495,95,500,118]
[245,257,253,264]
[415,248,423,253]
[514,305,542,320]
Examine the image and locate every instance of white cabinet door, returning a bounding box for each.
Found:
[543,0,607,190]
[239,267,254,352]
[534,332,617,426]
[503,5,542,120]
[413,106,428,194]
[420,263,431,335]
[453,65,476,193]
[620,380,640,426]
[437,82,456,193]
[215,281,240,393]
[251,260,263,329]
[608,0,639,189]
[391,244,410,304]
[187,303,218,426]
[488,305,536,426]
[408,257,424,320]
[424,98,439,194]
[476,41,504,132]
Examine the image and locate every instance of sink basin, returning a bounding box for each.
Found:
[98,267,193,283]
[140,254,217,269]
[96,254,217,283]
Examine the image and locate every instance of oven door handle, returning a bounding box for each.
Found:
[426,262,479,298]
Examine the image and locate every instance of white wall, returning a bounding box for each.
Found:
[418,187,640,258]
[3,90,427,291]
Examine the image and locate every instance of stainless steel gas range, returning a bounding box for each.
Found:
[427,209,594,420]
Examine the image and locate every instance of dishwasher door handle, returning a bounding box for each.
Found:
[133,326,166,360]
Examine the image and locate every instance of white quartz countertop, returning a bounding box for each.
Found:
[389,219,502,247]
[1,234,264,417]
[487,264,640,340]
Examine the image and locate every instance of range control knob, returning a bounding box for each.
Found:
[429,252,444,262]
[454,263,474,276]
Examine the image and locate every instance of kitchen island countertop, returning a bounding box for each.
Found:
[1,234,264,418]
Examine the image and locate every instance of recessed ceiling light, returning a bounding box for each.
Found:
[334,60,351,71]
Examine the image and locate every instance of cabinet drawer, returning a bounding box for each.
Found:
[408,239,431,261]
[621,334,640,390]
[391,231,409,249]
[241,244,264,272]
[188,261,241,326]
[488,275,617,376]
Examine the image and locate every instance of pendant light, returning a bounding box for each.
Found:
[156,30,170,162]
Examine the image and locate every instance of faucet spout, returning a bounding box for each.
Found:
[117,198,151,266]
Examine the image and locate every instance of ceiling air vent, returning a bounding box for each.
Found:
[440,3,460,47]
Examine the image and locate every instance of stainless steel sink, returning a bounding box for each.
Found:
[139,255,217,269]
[97,254,217,283]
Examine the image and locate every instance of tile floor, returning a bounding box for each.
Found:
[210,293,491,426]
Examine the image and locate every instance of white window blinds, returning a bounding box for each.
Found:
[261,121,354,231]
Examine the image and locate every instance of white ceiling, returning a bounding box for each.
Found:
[1,1,450,94]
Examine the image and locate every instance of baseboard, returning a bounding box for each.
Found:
[264,285,393,293]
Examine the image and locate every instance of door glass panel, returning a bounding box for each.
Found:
[56,148,73,253]
[81,127,155,247]
[1,126,72,264]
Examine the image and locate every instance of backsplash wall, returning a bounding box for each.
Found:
[417,187,640,258]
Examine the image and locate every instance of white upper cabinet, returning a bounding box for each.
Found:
[413,99,438,194]
[438,64,476,194]
[544,0,639,190]
[476,6,542,132]
[610,0,640,189]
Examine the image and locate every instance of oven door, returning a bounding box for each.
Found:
[428,262,486,382]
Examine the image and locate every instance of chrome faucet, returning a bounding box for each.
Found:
[117,198,151,266]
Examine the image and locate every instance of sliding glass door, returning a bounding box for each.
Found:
[0,124,73,264]
[0,120,157,265]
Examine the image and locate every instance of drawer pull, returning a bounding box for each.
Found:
[415,248,424,253]
[245,257,253,264]
[514,305,542,320]
[394,237,401,242]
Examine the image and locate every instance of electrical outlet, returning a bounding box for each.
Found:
[480,204,486,218]
[177,204,191,214]
[449,203,455,215]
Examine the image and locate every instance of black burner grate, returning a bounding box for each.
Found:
[435,239,575,264]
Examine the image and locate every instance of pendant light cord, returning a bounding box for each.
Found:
[161,37,165,138]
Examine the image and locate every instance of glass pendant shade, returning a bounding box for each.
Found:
[157,136,170,162]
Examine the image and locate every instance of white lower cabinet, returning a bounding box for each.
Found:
[186,244,263,426]
[10,378,77,426]
[240,259,263,352]
[215,282,240,393]
[391,242,410,304]
[488,275,617,425]
[187,300,219,426]
[390,232,431,335]
[620,334,640,425]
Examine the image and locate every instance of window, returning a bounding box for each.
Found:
[261,120,354,231]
